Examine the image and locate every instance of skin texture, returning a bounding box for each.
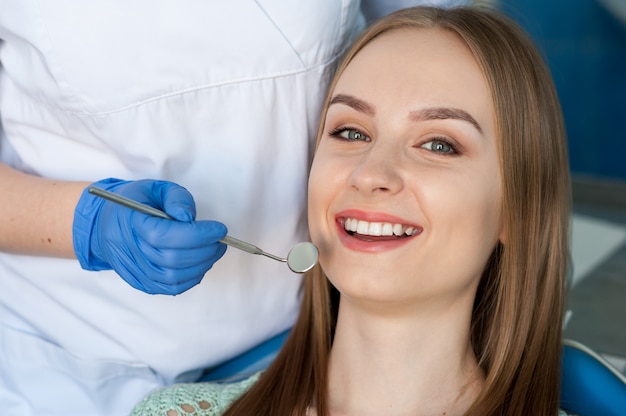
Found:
[0,163,87,257]
[307,27,502,415]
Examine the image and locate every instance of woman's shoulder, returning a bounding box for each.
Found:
[130,372,261,416]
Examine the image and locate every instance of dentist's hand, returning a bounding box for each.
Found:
[73,178,227,295]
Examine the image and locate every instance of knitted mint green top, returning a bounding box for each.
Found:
[131,371,570,416]
[130,372,261,416]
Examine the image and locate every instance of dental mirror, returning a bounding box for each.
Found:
[88,187,318,274]
[284,242,318,273]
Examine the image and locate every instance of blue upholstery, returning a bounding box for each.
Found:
[198,329,290,383]
[561,338,626,416]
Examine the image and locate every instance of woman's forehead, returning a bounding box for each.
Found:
[331,27,496,138]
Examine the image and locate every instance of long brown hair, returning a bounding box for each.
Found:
[225,6,570,415]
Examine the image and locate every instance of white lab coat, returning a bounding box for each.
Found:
[0,1,363,414]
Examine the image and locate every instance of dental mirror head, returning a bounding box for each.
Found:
[286,242,319,274]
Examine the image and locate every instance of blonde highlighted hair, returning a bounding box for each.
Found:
[225,6,570,416]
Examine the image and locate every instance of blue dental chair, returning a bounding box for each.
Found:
[198,329,290,383]
[201,332,626,415]
[561,338,626,416]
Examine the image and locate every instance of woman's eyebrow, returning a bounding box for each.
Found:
[329,95,483,134]
[409,107,483,134]
[329,94,375,116]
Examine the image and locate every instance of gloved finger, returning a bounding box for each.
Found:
[103,244,155,290]
[146,247,227,286]
[104,241,213,293]
[138,239,228,270]
[154,181,197,222]
[133,216,228,249]
[118,261,205,295]
[116,180,196,222]
[140,276,204,296]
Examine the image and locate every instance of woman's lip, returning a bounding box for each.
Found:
[334,209,422,253]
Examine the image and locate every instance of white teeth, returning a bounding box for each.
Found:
[343,218,418,237]
[368,222,382,236]
[356,220,369,234]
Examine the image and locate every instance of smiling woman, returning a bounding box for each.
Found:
[132,6,570,416]
[310,27,503,310]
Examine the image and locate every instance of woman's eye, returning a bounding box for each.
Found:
[330,128,370,142]
[421,139,456,154]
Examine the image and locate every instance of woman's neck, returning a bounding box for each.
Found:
[324,297,484,416]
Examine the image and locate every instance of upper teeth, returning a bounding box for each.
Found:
[344,218,418,237]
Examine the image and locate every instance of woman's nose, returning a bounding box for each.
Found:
[348,145,403,195]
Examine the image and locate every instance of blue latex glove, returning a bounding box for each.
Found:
[73,178,228,295]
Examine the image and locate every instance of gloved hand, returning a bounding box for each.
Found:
[73,178,228,295]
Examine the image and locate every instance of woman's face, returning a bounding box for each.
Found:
[308,28,503,307]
